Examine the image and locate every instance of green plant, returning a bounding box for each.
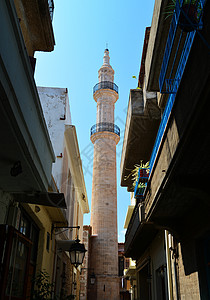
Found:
[124,161,149,191]
[137,182,146,189]
[31,270,75,300]
[132,75,141,89]
[31,270,54,300]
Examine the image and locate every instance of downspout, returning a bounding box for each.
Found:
[165,230,174,300]
[173,255,180,300]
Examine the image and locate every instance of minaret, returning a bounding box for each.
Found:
[89,49,120,300]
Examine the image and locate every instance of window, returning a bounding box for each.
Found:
[118,256,124,276]
[156,266,167,300]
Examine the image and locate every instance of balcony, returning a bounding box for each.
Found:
[143,0,210,239]
[159,0,205,94]
[93,81,118,94]
[14,0,55,55]
[90,122,120,137]
[120,89,160,191]
[124,201,157,259]
[149,0,205,175]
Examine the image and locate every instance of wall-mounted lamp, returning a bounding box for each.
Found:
[52,224,86,268]
[35,205,40,213]
[69,238,87,268]
[90,272,96,285]
[10,161,22,177]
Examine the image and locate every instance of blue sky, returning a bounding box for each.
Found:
[35,0,155,242]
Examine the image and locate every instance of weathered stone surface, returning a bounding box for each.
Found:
[89,49,120,300]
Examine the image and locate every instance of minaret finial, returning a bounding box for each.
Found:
[103,47,110,65]
[106,42,108,50]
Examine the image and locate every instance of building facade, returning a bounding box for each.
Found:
[88,49,120,300]
[118,243,132,300]
[0,0,58,298]
[38,86,89,300]
[121,0,210,299]
[0,1,89,299]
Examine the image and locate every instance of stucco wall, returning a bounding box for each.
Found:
[22,203,55,279]
[137,231,168,299]
[38,87,71,191]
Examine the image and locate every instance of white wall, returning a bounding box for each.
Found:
[38,87,72,190]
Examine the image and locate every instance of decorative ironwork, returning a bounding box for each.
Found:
[93,81,118,94]
[90,122,120,137]
[148,0,206,176]
[48,0,54,21]
[134,168,149,199]
[159,0,205,94]
[150,31,197,174]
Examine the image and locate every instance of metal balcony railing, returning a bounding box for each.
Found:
[149,0,205,175]
[48,0,54,21]
[159,0,205,93]
[90,122,120,137]
[134,168,149,199]
[93,81,118,94]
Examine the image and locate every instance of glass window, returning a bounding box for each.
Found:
[6,236,30,297]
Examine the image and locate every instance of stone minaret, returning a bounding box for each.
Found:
[89,49,120,300]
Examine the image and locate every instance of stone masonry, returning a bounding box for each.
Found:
[89,49,120,300]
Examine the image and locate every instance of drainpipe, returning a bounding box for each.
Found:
[165,230,174,300]
[173,255,180,300]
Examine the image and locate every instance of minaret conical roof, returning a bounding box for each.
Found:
[103,48,110,66]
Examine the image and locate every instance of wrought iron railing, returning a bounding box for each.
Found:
[150,31,196,174]
[93,81,118,94]
[48,0,54,21]
[159,0,205,93]
[90,122,120,137]
[149,0,205,175]
[134,168,149,199]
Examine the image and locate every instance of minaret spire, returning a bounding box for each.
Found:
[103,48,110,65]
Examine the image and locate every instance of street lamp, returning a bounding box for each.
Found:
[69,238,87,268]
[90,272,96,285]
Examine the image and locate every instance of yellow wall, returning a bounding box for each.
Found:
[22,203,56,280]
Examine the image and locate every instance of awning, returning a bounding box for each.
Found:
[12,192,67,209]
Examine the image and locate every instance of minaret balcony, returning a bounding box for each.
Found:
[90,122,120,137]
[93,81,118,94]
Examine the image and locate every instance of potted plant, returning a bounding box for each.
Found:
[135,182,146,198]
[124,161,149,199]
[166,0,202,32]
